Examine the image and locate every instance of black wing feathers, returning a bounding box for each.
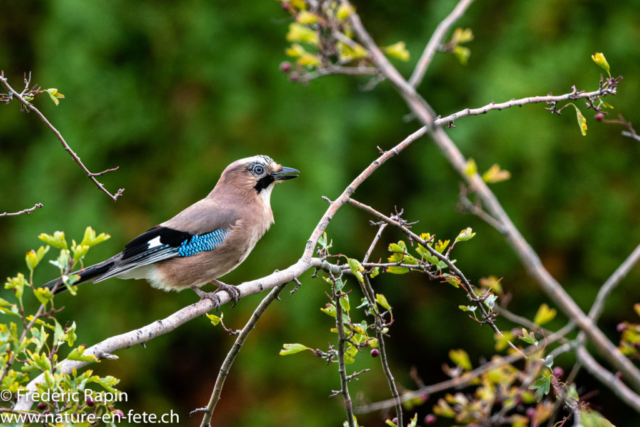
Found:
[122,226,193,260]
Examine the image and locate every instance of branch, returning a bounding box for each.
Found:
[342,2,640,392]
[193,283,288,427]
[16,122,430,411]
[299,65,379,83]
[347,198,523,355]
[335,287,356,427]
[0,73,124,202]
[0,203,43,217]
[588,244,640,322]
[576,347,640,413]
[408,0,475,88]
[356,322,575,413]
[363,277,403,426]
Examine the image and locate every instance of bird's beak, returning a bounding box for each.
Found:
[272,166,300,181]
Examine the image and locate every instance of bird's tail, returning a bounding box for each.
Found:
[41,259,115,294]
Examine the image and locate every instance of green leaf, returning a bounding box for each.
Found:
[376,294,391,311]
[321,303,337,317]
[444,274,461,288]
[383,41,410,61]
[484,294,498,311]
[340,295,350,312]
[66,322,77,347]
[435,240,450,254]
[449,349,472,371]
[591,52,611,77]
[336,3,355,21]
[451,28,474,44]
[385,421,398,427]
[458,305,477,312]
[33,288,53,306]
[348,258,364,283]
[533,303,557,326]
[279,343,312,356]
[464,158,477,177]
[530,374,551,401]
[408,413,418,427]
[455,227,476,243]
[67,345,99,362]
[370,267,380,278]
[520,328,538,346]
[581,409,615,427]
[568,103,587,136]
[206,313,221,326]
[45,88,65,106]
[26,246,49,271]
[453,45,470,65]
[296,11,317,24]
[286,23,319,45]
[5,273,26,301]
[80,226,111,247]
[482,164,511,183]
[38,231,68,250]
[337,41,368,62]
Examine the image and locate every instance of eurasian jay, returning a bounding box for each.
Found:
[42,155,299,307]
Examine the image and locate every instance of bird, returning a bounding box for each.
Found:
[41,155,299,308]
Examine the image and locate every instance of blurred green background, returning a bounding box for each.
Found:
[2,0,640,425]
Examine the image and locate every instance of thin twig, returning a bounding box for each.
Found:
[576,346,640,413]
[341,1,640,392]
[335,287,356,427]
[588,244,640,323]
[364,275,403,426]
[300,65,379,83]
[363,223,387,264]
[0,74,124,202]
[357,322,575,413]
[16,118,427,410]
[193,283,288,427]
[409,0,476,88]
[0,203,43,217]
[347,198,523,356]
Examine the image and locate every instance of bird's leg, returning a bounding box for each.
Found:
[211,279,241,308]
[190,285,223,311]
[190,281,241,310]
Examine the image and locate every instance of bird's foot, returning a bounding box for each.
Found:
[191,285,223,310]
[211,279,241,308]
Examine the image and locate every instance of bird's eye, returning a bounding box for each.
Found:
[253,165,265,175]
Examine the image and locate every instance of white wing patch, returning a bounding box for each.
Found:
[148,236,163,248]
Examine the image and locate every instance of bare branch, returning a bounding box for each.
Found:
[194,283,288,427]
[335,286,356,427]
[357,322,575,413]
[0,73,124,202]
[16,123,429,411]
[0,203,43,217]
[576,347,640,413]
[341,1,640,392]
[409,0,476,88]
[299,65,380,83]
[588,244,640,322]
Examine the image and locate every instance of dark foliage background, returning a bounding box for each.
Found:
[1,0,640,425]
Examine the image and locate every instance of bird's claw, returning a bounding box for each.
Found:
[190,285,223,311]
[191,281,241,310]
[212,280,241,308]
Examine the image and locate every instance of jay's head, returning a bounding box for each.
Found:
[218,155,299,200]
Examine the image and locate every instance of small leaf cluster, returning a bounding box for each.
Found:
[1,227,124,424]
[617,303,640,359]
[278,0,409,81]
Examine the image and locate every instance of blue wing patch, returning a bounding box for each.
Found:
[178,229,229,257]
